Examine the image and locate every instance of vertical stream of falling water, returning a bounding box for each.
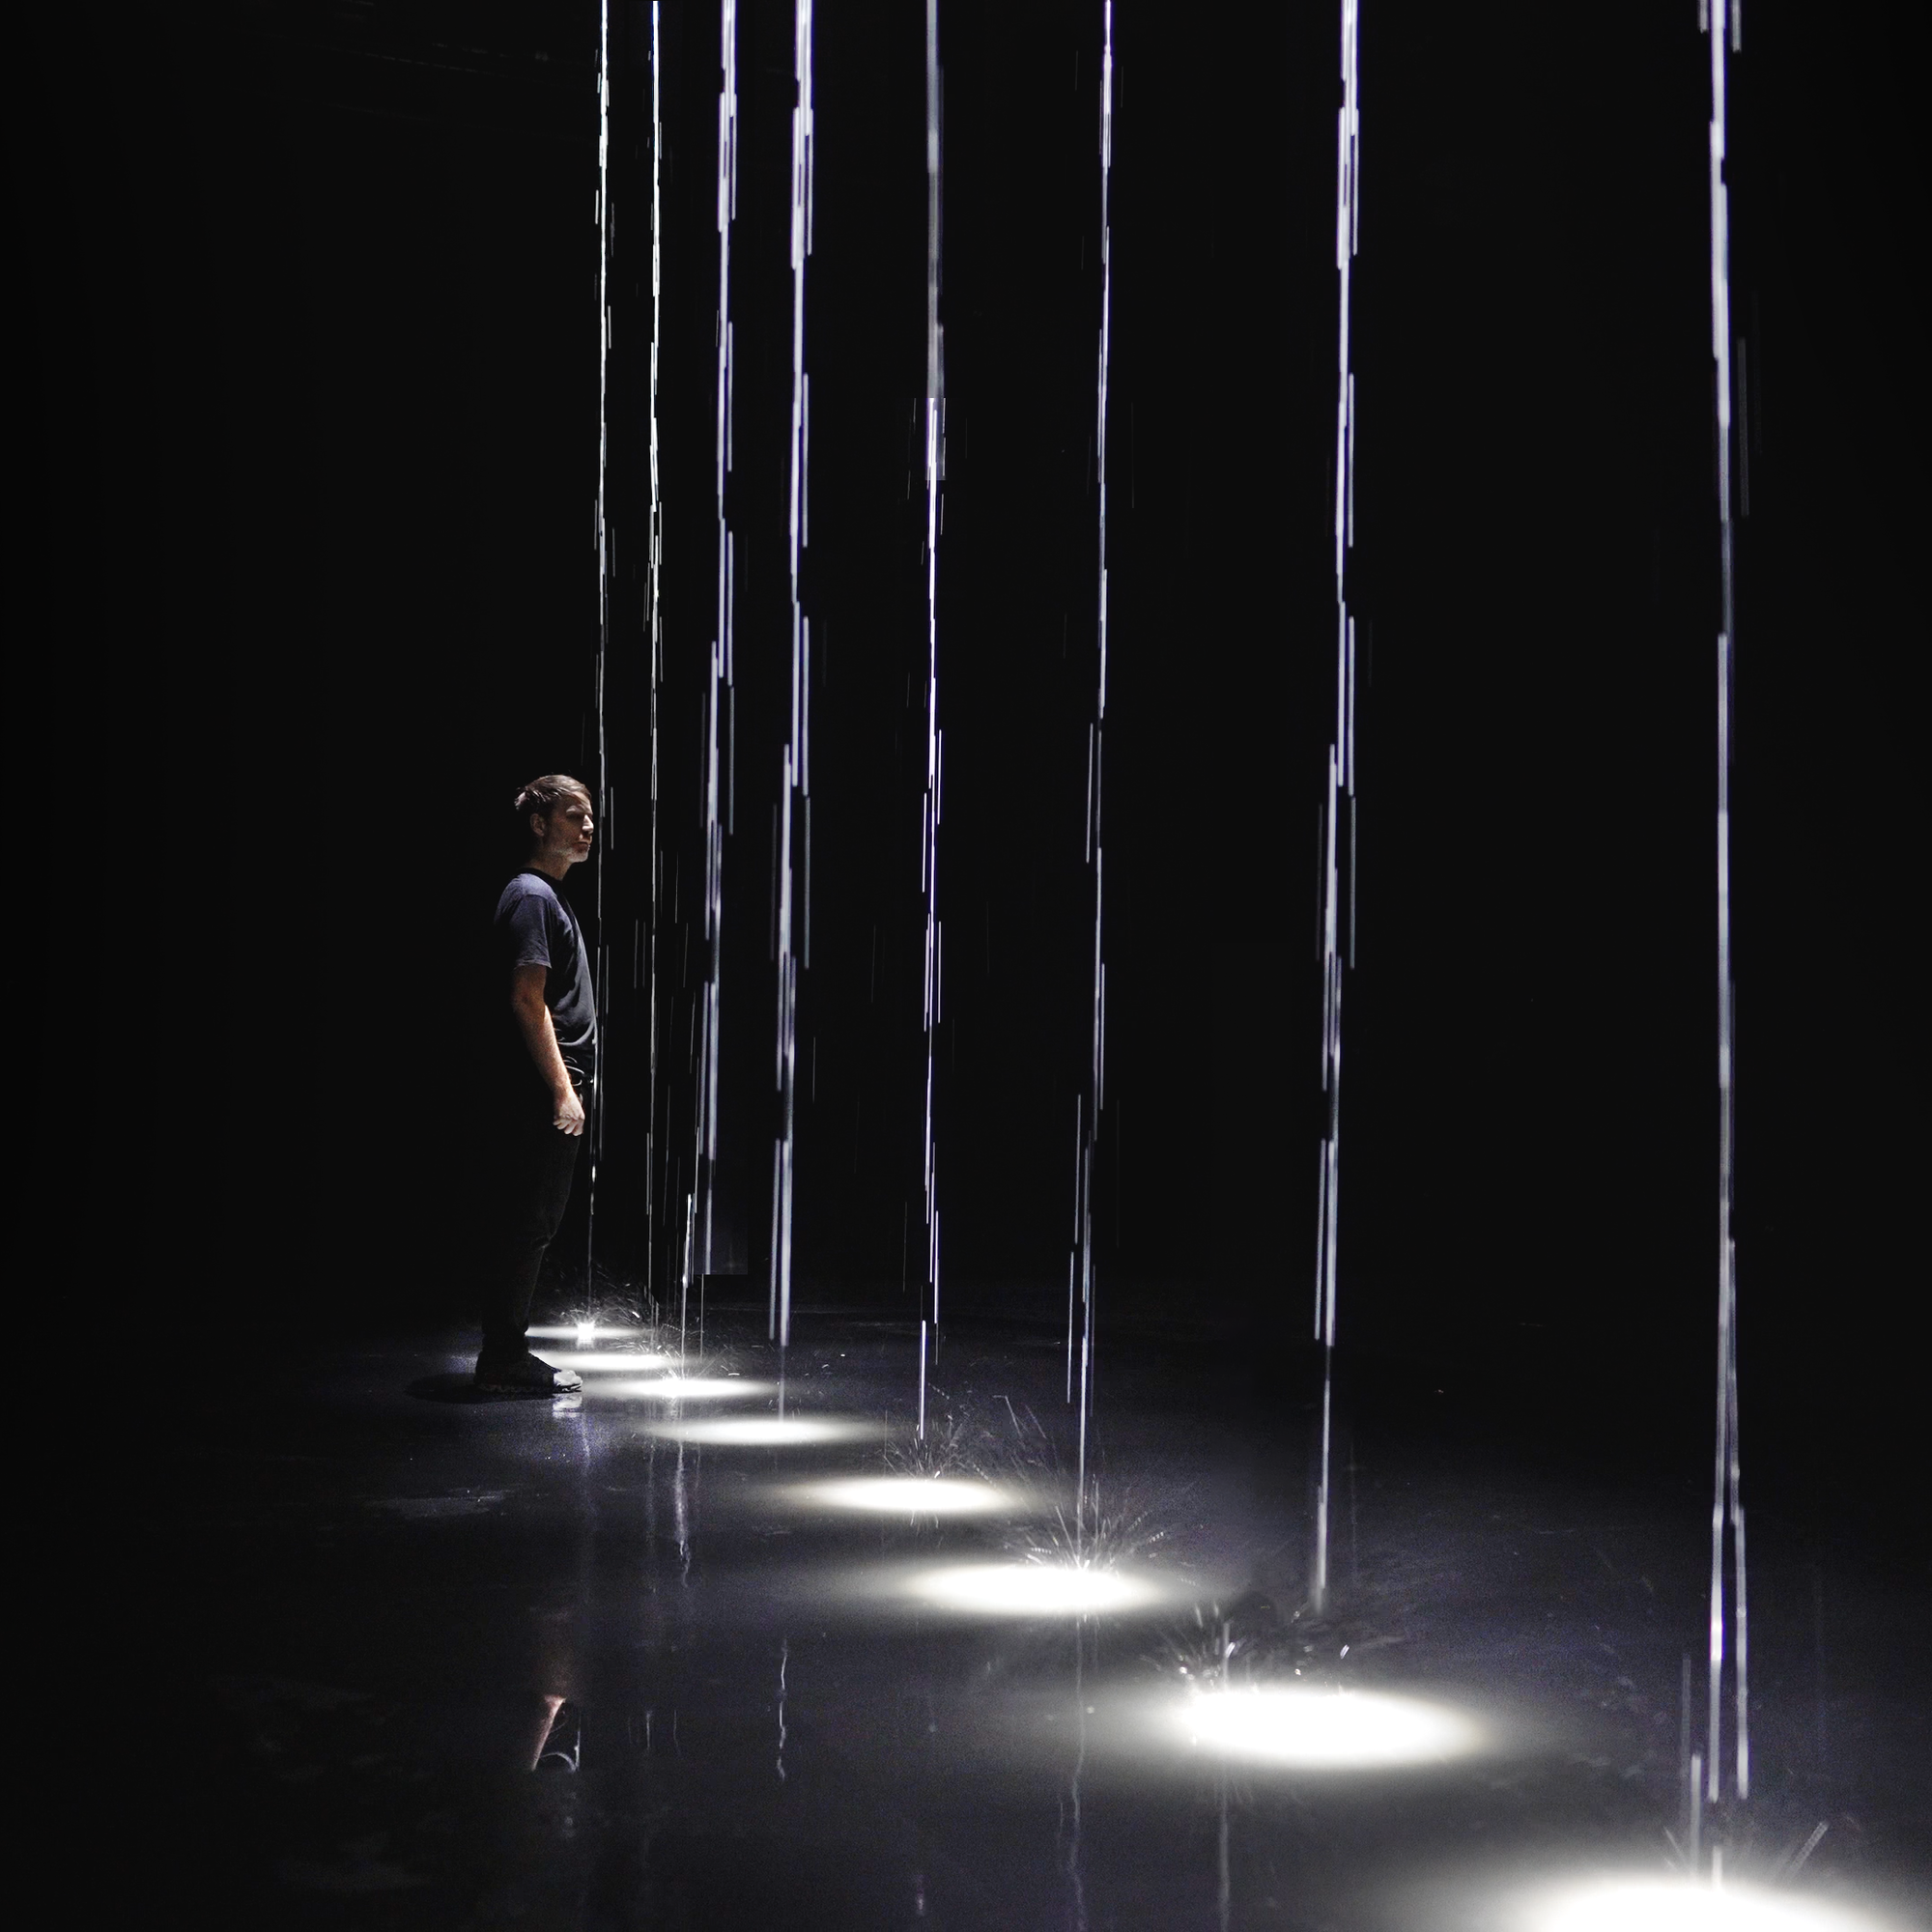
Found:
[916,0,944,1441]
[587,0,613,1314]
[692,0,739,1350]
[1067,4,1115,1548]
[645,1,665,1310]
[1703,0,1749,1824]
[770,0,814,1353]
[1311,0,1361,1620]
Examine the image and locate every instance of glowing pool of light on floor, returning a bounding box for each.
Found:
[526,1326,653,1345]
[1171,1685,1485,1767]
[801,1476,1020,1517]
[601,1377,771,1402]
[644,1416,879,1447]
[1517,1879,1892,1932]
[902,1561,1173,1617]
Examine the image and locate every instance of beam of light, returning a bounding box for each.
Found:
[645,1416,879,1447]
[795,1476,1020,1517]
[915,0,945,1443]
[1064,0,1117,1558]
[601,1377,773,1401]
[1172,1686,1484,1769]
[770,0,814,1354]
[1702,0,1749,1815]
[693,0,739,1320]
[1308,0,1364,1624]
[1515,1879,1891,1932]
[902,1561,1175,1618]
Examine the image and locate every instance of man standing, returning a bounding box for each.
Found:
[475,775,599,1394]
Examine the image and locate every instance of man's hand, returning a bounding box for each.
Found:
[554,1085,586,1136]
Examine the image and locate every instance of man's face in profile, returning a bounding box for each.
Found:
[532,797,595,869]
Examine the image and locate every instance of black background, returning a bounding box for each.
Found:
[14,0,1925,1524]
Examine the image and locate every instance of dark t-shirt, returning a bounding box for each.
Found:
[495,869,597,1086]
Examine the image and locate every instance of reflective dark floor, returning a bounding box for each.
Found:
[133,1313,1928,1930]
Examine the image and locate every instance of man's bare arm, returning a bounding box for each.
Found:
[511,963,585,1135]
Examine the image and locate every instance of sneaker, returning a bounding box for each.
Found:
[475,1349,583,1396]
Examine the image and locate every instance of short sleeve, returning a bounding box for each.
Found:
[504,889,554,972]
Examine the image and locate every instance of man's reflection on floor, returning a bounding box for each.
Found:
[523,1399,590,1778]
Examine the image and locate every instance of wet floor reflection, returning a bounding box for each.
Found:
[144,1315,1926,1930]
[642,1414,881,1447]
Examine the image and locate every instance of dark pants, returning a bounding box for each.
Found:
[479,1094,584,1357]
